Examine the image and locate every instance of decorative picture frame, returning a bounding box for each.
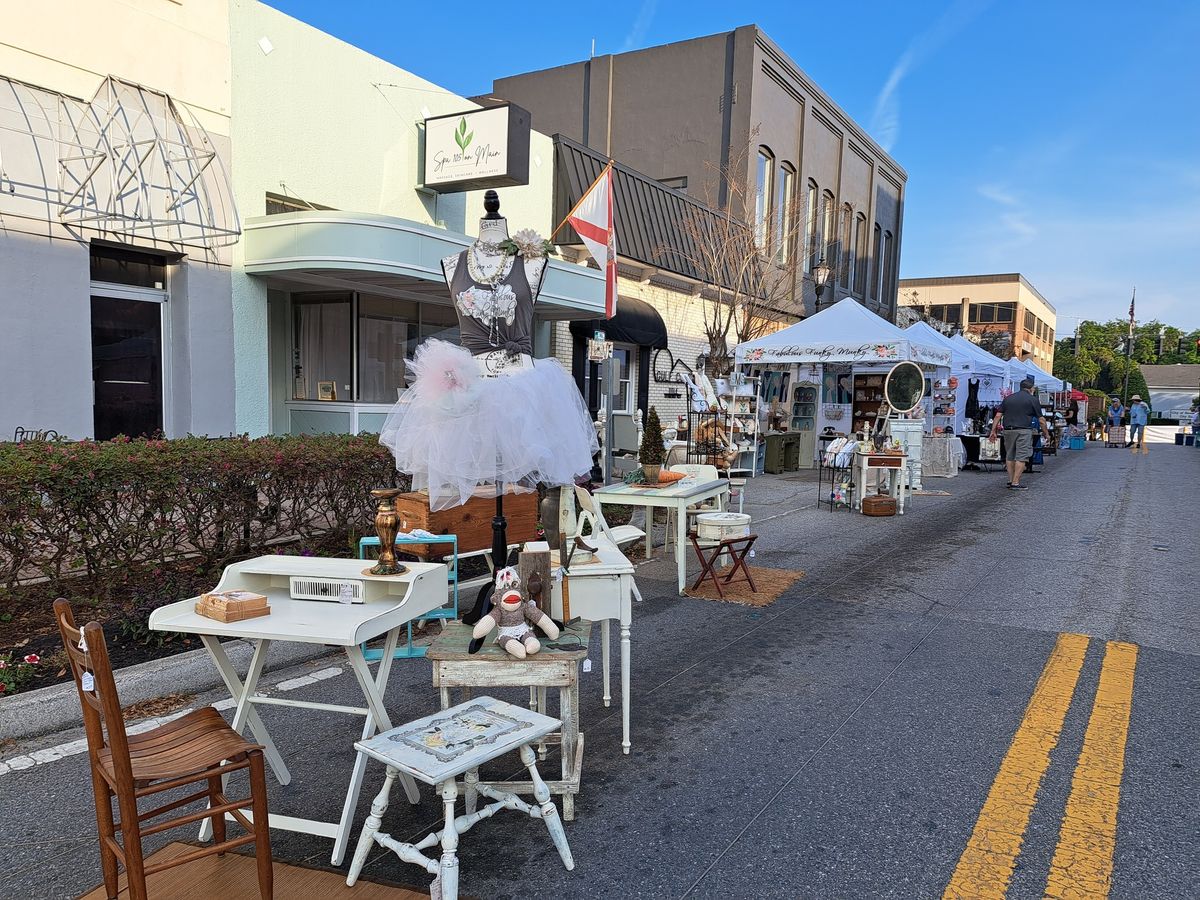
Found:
[317,380,337,401]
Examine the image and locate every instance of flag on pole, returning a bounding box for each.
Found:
[1128,287,1136,335]
[567,162,618,318]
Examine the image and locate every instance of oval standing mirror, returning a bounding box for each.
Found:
[883,361,925,414]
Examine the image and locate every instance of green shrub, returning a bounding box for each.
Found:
[0,434,407,592]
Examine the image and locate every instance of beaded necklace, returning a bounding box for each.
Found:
[466,240,515,287]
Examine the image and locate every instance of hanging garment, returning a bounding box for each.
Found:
[965,378,981,420]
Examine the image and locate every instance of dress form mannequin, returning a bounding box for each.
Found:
[442,194,548,379]
[381,191,597,638]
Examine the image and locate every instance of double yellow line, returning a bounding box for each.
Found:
[944,633,1138,900]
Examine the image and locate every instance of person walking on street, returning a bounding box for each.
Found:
[990,377,1051,490]
[1107,396,1125,446]
[1127,394,1150,452]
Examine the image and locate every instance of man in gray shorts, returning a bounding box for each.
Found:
[989,376,1050,490]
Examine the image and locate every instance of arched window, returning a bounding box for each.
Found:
[870,224,882,302]
[876,228,892,306]
[775,163,795,264]
[838,203,852,286]
[804,179,818,273]
[852,213,866,295]
[820,191,835,272]
[754,147,774,249]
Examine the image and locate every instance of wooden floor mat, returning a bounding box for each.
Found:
[79,841,430,899]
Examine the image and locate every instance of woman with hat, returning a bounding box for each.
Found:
[1127,394,1150,453]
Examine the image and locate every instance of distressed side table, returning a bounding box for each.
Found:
[427,620,589,820]
[346,696,575,900]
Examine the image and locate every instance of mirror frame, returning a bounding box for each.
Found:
[883,361,926,414]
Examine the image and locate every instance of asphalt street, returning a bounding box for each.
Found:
[4,441,1199,899]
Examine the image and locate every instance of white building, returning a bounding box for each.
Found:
[0,0,602,441]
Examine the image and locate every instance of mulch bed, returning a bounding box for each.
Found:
[684,566,805,607]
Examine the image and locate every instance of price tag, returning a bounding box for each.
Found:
[339,583,354,604]
[82,672,95,692]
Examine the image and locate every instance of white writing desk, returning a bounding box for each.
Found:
[550,539,636,754]
[148,555,448,865]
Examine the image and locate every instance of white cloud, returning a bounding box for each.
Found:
[870,0,993,152]
[621,0,658,53]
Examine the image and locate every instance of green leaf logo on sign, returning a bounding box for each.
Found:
[454,117,473,152]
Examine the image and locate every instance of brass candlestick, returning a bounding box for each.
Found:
[368,488,407,576]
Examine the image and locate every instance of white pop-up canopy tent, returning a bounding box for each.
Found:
[904,321,973,375]
[948,333,1009,378]
[1008,357,1060,390]
[735,297,952,367]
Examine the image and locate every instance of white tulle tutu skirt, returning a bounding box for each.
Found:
[379,340,599,510]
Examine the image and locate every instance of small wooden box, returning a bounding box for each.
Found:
[393,489,540,556]
[195,590,271,623]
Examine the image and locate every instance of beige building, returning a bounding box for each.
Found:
[484,25,907,321]
[897,274,1057,369]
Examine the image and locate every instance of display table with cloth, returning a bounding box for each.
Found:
[852,452,910,514]
[147,555,448,865]
[346,695,574,900]
[922,434,962,478]
[427,621,589,819]
[594,477,728,594]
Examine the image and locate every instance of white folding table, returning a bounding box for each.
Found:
[593,478,729,594]
[148,555,448,865]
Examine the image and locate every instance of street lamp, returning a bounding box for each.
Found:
[813,256,833,308]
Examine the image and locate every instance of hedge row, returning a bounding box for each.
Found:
[0,434,407,590]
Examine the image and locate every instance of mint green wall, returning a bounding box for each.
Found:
[229,0,557,435]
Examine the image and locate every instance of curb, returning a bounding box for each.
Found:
[0,639,337,742]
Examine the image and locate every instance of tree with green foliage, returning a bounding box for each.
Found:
[1052,315,1198,409]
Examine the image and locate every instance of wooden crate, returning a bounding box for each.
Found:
[392,490,540,556]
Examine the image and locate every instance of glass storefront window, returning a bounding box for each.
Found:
[293,292,352,401]
[291,291,472,403]
[357,295,418,403]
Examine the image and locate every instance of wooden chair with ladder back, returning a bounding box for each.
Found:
[54,599,273,900]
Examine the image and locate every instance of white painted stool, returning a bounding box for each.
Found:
[346,696,575,899]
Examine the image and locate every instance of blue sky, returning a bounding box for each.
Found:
[267,0,1200,331]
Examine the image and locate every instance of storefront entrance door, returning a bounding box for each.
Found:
[91,296,163,440]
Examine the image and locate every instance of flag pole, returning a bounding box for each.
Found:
[549,160,614,240]
[1121,286,1135,409]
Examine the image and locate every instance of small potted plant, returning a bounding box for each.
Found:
[640,406,666,484]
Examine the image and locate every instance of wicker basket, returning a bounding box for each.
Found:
[862,494,897,517]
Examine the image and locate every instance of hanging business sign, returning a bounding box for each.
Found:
[423,103,531,193]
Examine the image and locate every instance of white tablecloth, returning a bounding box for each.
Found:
[922,435,962,478]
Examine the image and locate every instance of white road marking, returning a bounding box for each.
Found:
[0,664,344,777]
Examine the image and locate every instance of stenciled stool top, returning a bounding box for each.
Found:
[356,696,560,785]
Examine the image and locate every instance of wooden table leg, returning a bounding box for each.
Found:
[337,635,420,866]
[559,681,577,821]
[620,605,632,755]
[201,636,290,784]
[199,638,278,842]
[675,500,688,594]
[438,779,461,900]
[601,619,611,708]
[346,766,397,886]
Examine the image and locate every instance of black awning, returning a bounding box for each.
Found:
[569,296,668,349]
